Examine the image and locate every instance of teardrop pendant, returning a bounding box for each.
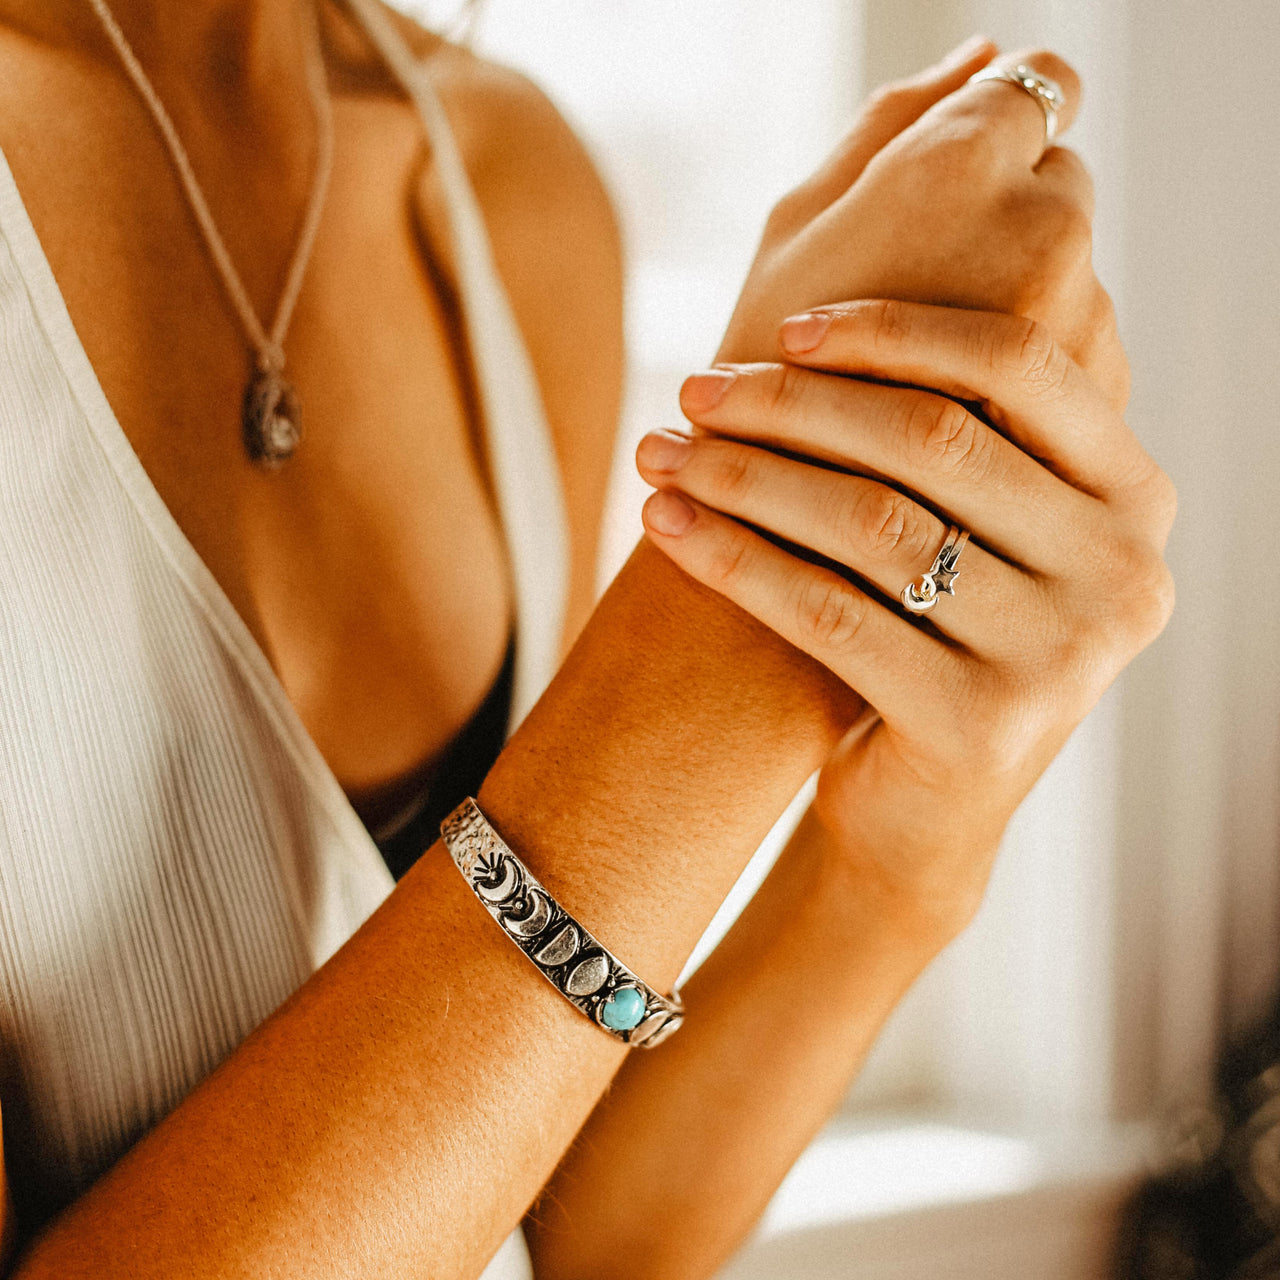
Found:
[243,365,302,469]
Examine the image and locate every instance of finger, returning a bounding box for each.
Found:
[934,48,1081,168]
[639,489,963,736]
[786,36,1000,219]
[1034,144,1095,218]
[774,300,1154,499]
[1069,286,1132,415]
[678,361,1092,569]
[636,431,1027,653]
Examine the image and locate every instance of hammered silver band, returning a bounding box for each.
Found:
[968,63,1066,145]
[901,524,971,615]
[441,798,685,1049]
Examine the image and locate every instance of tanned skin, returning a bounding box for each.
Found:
[0,5,1173,1278]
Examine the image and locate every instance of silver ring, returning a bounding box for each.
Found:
[901,525,971,615]
[968,63,1065,145]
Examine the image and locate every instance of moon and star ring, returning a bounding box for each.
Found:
[901,524,971,615]
[440,798,685,1048]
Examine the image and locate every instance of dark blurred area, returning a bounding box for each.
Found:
[1118,995,1280,1279]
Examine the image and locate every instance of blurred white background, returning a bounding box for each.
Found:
[398,1,1280,1274]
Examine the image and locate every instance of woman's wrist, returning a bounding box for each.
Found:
[796,799,988,962]
[477,539,861,990]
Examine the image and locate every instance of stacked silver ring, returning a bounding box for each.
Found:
[441,798,685,1049]
[901,524,971,615]
[968,63,1066,144]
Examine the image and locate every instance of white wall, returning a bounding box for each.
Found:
[455,0,867,585]
[1108,0,1280,1116]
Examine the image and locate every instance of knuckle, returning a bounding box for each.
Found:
[707,525,751,589]
[1080,289,1131,410]
[1006,584,1097,691]
[1117,456,1178,535]
[1042,622,1103,689]
[1125,554,1177,645]
[1150,562,1177,636]
[1090,285,1118,336]
[1010,318,1071,398]
[765,188,806,237]
[1148,468,1179,537]
[864,80,914,118]
[853,486,932,563]
[1096,537,1176,649]
[909,395,993,482]
[707,442,756,502]
[997,196,1092,312]
[1055,148,1096,205]
[866,298,914,353]
[1014,187,1093,262]
[764,360,808,419]
[929,115,1003,177]
[1049,200,1094,262]
[964,693,1039,777]
[796,576,867,650]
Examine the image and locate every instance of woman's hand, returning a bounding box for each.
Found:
[718,40,1128,410]
[638,300,1175,930]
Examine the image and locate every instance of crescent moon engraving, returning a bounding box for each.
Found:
[503,890,553,938]
[901,577,938,615]
[535,924,580,967]
[475,857,519,904]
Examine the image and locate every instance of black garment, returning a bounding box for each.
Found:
[370,637,515,882]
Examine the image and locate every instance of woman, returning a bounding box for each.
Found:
[0,0,1174,1276]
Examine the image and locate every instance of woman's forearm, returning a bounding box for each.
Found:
[479,542,859,986]
[523,807,948,1280]
[13,545,859,1280]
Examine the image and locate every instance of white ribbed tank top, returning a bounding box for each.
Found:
[0,3,568,1275]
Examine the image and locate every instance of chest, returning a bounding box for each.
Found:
[0,54,521,821]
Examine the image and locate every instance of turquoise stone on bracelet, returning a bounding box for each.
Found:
[601,986,646,1031]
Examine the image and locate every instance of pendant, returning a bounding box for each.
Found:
[242,365,302,469]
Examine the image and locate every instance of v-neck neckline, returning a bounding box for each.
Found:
[0,34,484,899]
[0,5,570,909]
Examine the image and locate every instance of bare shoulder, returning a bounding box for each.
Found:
[377,5,620,233]
[390,10,627,640]
[410,25,625,400]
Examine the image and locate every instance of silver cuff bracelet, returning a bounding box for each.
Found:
[440,798,684,1049]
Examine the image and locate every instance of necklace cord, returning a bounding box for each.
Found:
[86,0,335,369]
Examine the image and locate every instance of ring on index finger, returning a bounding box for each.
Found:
[967,63,1065,144]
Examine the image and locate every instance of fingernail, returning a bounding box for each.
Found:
[680,369,736,414]
[636,430,692,474]
[644,490,696,537]
[780,312,832,354]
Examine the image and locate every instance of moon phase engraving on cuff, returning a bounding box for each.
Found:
[503,889,553,938]
[566,954,610,995]
[441,798,685,1048]
[534,924,580,967]
[474,854,519,903]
